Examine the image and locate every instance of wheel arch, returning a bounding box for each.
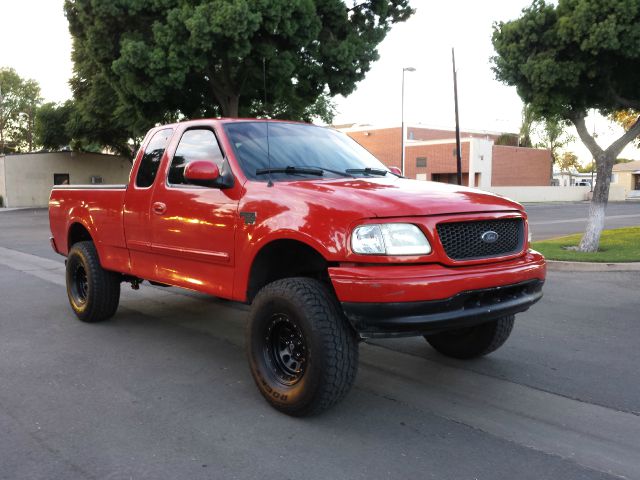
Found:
[67,221,93,250]
[245,238,335,303]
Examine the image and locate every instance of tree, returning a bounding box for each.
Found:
[0,68,42,153]
[64,0,413,145]
[611,110,640,148]
[576,161,594,174]
[35,101,74,150]
[1,70,42,153]
[495,133,519,146]
[557,151,579,173]
[533,115,573,165]
[492,0,640,252]
[0,68,21,153]
[519,103,536,147]
[16,79,42,152]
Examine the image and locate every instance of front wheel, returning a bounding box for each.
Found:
[424,315,515,359]
[246,278,358,416]
[66,241,121,322]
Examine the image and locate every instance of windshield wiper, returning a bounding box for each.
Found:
[299,165,354,178]
[345,167,388,176]
[256,166,324,177]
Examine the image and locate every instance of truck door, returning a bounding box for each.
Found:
[149,126,240,298]
[123,127,174,280]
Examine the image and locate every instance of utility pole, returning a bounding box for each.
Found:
[452,48,462,186]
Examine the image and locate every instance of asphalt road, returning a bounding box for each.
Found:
[524,201,640,240]
[1,207,639,480]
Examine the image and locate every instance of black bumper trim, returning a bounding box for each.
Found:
[342,280,544,338]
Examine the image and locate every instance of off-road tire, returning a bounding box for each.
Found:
[424,315,515,359]
[66,241,121,322]
[246,277,358,416]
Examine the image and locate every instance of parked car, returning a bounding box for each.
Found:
[49,119,545,416]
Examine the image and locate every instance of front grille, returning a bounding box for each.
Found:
[436,218,524,260]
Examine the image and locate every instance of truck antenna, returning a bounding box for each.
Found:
[263,57,274,188]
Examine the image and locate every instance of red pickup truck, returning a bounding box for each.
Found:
[49,119,545,416]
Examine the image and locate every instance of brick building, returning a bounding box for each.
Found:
[338,125,551,188]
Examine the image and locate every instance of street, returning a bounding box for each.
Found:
[1,206,639,480]
[525,201,640,240]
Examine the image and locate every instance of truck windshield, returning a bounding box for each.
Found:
[224,121,391,181]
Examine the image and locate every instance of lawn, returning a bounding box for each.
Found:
[532,226,640,262]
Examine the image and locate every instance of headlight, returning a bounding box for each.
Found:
[351,224,431,255]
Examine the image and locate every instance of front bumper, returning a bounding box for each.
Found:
[342,280,543,337]
[329,251,546,338]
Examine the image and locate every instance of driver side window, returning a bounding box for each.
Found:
[168,129,224,185]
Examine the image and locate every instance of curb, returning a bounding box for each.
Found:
[547,260,640,272]
[0,208,30,212]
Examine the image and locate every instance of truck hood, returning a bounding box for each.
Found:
[281,176,523,218]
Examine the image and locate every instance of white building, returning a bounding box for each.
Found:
[0,151,132,208]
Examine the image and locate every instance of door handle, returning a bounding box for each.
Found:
[152,202,167,215]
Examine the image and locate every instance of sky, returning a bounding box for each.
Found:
[2,0,639,164]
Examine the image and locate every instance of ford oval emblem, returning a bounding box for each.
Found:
[481,231,499,244]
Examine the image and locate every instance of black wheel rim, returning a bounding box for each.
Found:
[71,263,89,305]
[264,314,307,386]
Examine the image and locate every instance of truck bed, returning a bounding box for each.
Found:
[49,185,130,273]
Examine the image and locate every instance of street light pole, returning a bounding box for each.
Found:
[401,67,416,176]
[452,48,463,186]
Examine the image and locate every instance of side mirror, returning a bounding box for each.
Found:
[184,160,220,187]
[389,166,403,176]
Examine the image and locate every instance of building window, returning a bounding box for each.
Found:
[53,173,70,185]
[408,131,415,140]
[416,157,427,168]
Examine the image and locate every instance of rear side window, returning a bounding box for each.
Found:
[168,129,224,185]
[135,128,173,188]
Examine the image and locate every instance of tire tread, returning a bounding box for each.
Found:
[248,277,358,416]
[67,241,120,322]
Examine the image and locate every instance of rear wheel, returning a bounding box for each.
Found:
[424,315,515,359]
[66,241,121,322]
[246,277,358,416]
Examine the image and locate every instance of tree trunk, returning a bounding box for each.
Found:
[212,89,239,118]
[578,152,613,252]
[225,95,239,118]
[571,113,640,253]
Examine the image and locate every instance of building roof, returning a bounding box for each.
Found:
[613,160,640,171]
[335,123,512,138]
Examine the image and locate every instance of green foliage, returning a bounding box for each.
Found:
[35,101,74,150]
[519,103,537,147]
[576,160,594,173]
[556,151,579,172]
[611,109,640,147]
[532,227,640,262]
[492,0,640,119]
[495,133,519,146]
[65,0,413,146]
[0,67,42,153]
[492,0,640,252]
[533,114,574,163]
